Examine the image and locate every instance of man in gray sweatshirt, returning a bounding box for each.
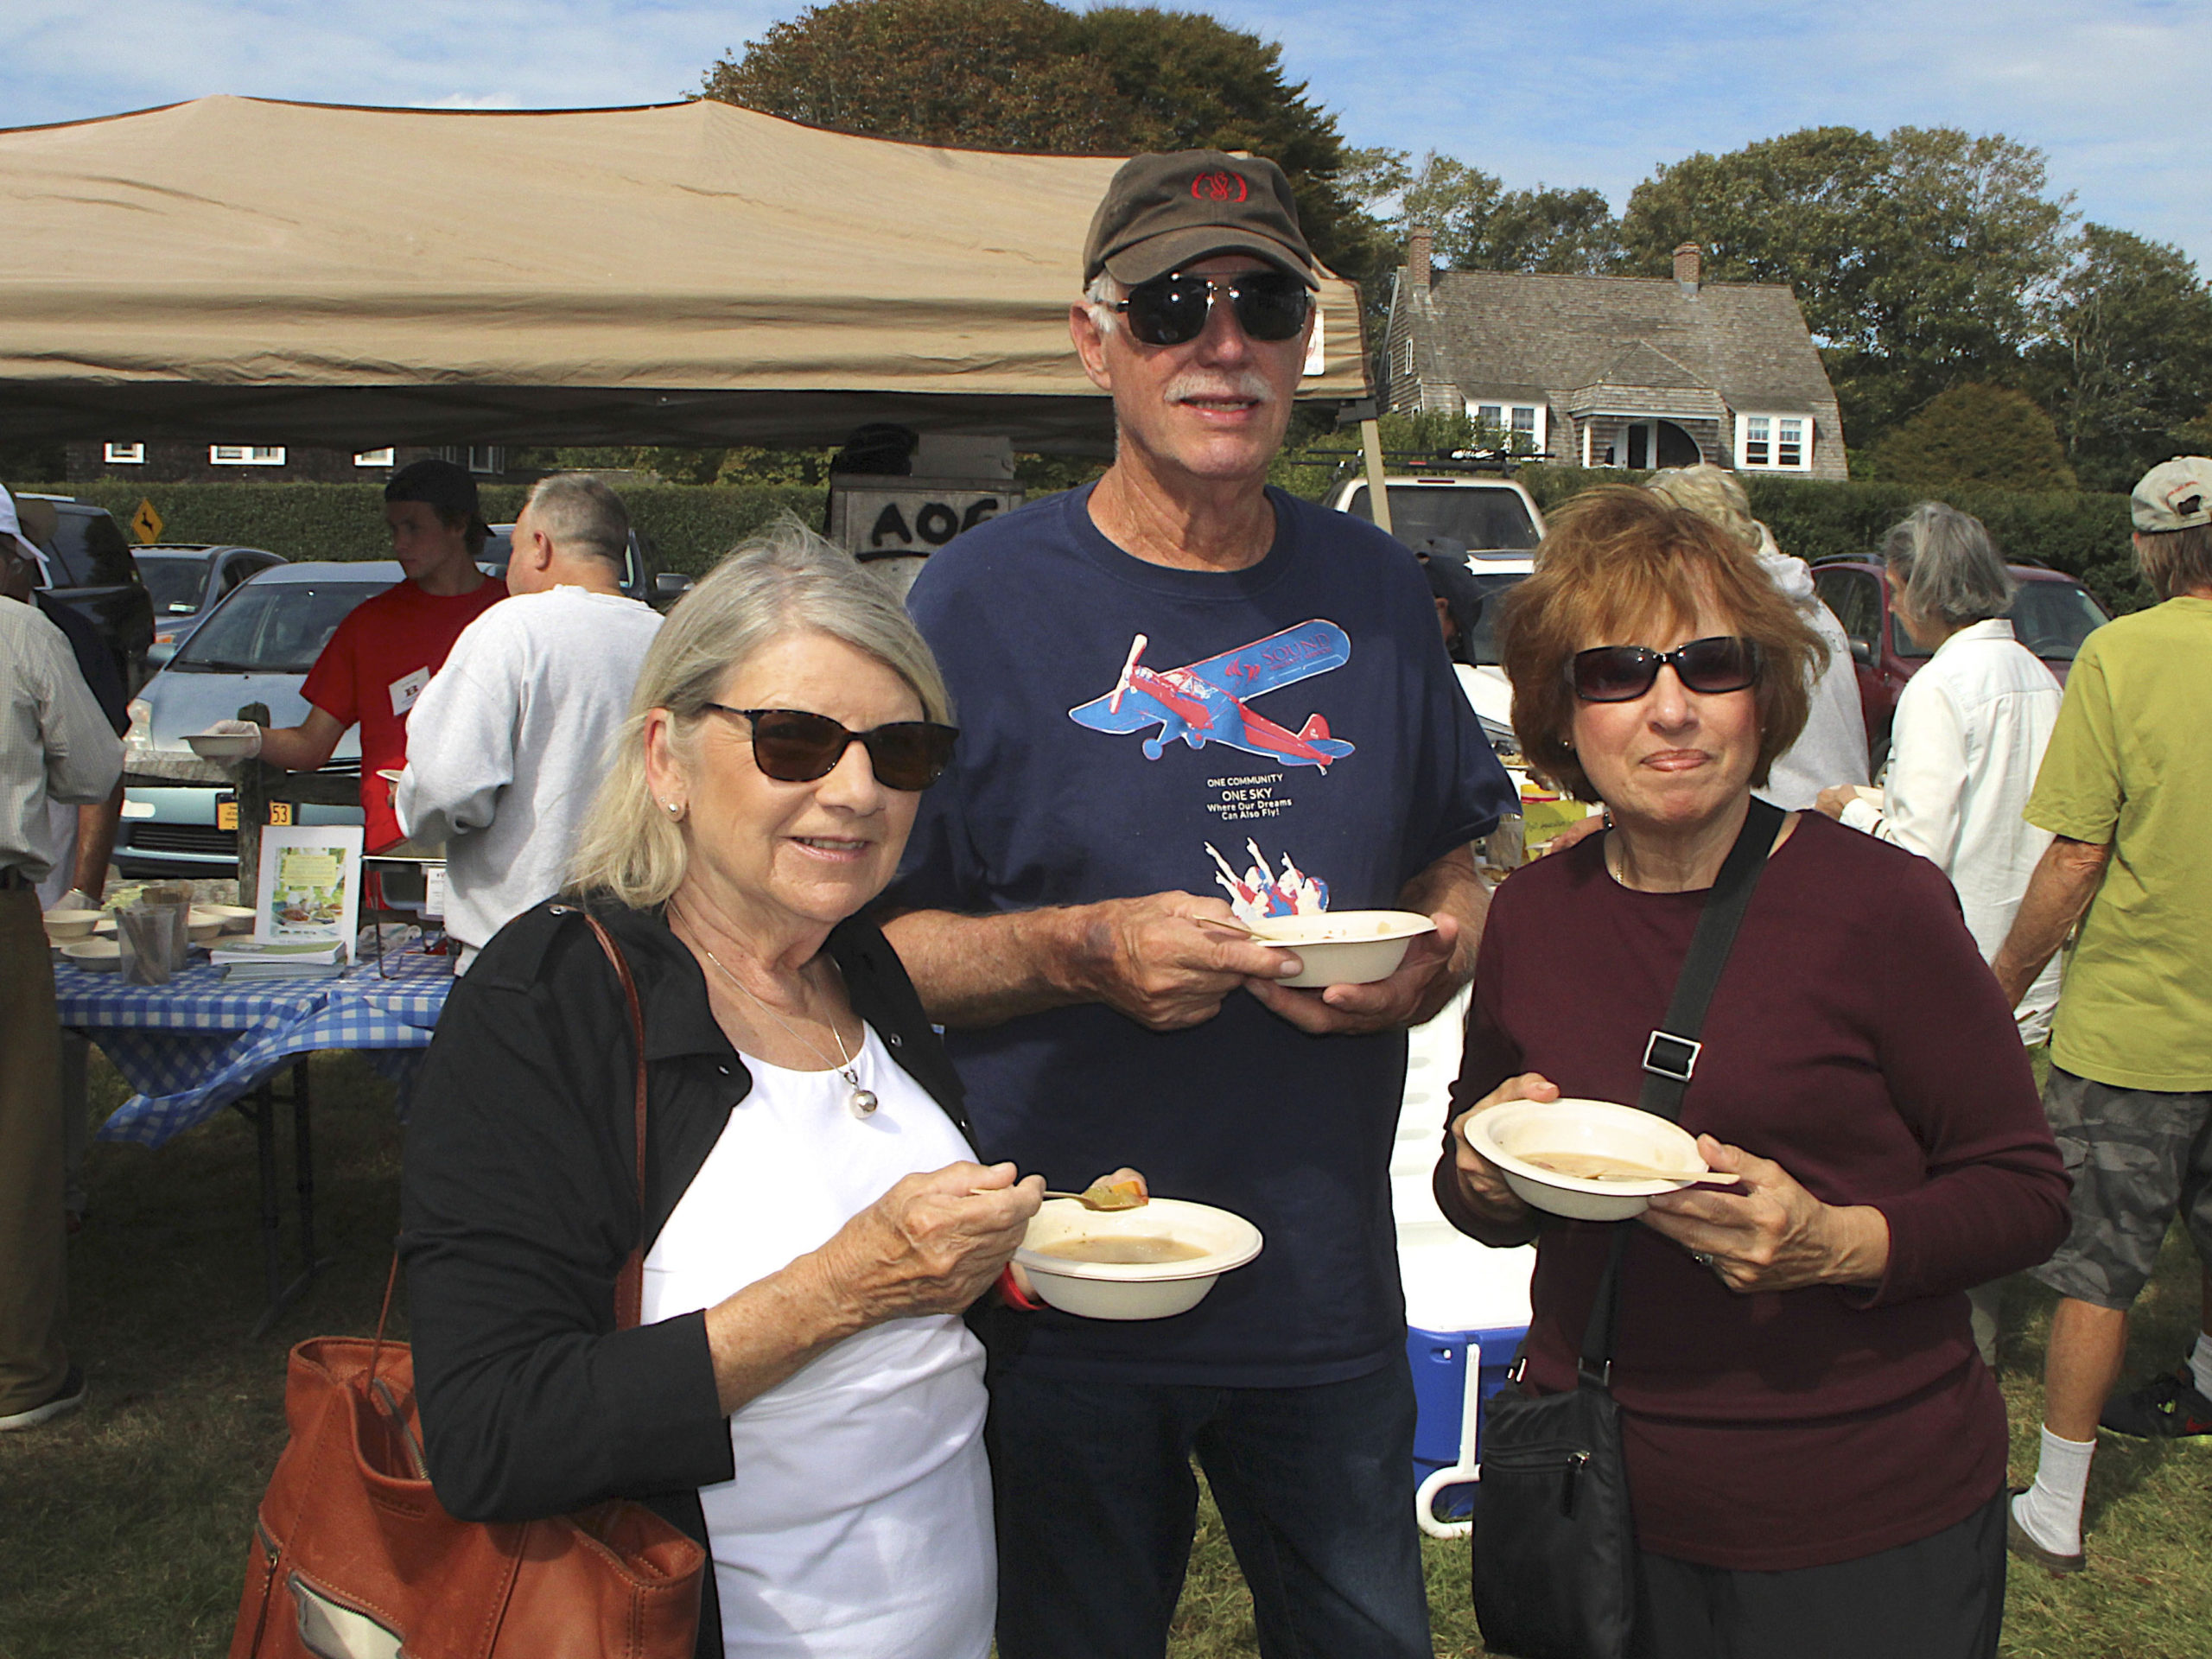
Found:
[396,474,662,970]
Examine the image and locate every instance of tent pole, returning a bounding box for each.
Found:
[1360,417,1394,537]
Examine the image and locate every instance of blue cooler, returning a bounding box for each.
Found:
[1393,979,1536,1532]
[1407,1322,1525,1520]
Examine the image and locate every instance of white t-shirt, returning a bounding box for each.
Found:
[640,1027,993,1659]
[396,587,661,968]
[1841,618,2063,1042]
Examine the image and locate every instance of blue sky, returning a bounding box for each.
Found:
[5,0,2208,268]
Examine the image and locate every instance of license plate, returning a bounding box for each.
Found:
[215,797,291,829]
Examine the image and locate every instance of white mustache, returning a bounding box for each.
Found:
[1165,370,1274,407]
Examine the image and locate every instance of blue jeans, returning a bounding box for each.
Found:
[984,1354,1431,1659]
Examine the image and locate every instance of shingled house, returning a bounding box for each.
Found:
[1380,232,1847,480]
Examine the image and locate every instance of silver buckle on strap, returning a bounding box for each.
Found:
[1642,1030,1701,1084]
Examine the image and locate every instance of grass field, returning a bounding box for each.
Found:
[3,1050,2209,1657]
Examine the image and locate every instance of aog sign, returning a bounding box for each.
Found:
[827,475,1022,597]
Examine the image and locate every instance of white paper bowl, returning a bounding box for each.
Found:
[202,903,257,932]
[61,938,122,971]
[1465,1098,1709,1221]
[186,731,258,760]
[92,916,118,937]
[41,908,101,940]
[1014,1197,1263,1320]
[188,923,224,945]
[1246,909,1436,988]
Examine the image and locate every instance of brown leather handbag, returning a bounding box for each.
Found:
[229,915,708,1659]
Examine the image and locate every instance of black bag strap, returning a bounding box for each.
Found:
[1578,797,1785,1384]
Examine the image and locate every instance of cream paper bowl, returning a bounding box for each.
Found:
[61,938,123,971]
[1246,909,1436,988]
[1465,1098,1709,1222]
[42,908,102,941]
[1014,1198,1263,1320]
[203,903,257,933]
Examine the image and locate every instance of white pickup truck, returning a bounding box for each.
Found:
[1325,473,1544,559]
[1327,474,1545,742]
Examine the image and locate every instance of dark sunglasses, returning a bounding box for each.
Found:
[701,704,957,791]
[1569,636,1760,702]
[1113,270,1313,347]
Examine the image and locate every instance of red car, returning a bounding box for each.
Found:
[1810,560,2111,771]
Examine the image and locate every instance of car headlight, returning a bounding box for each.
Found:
[125,698,154,746]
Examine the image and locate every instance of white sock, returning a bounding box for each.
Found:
[2012,1427,2094,1557]
[2190,1332,2212,1399]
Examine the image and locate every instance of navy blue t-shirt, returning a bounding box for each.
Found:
[888,484,1512,1386]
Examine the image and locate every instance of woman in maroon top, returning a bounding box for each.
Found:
[1439,488,2069,1658]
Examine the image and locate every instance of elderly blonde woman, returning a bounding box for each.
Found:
[1643,462,1867,807]
[1439,487,2067,1657]
[400,526,1043,1659]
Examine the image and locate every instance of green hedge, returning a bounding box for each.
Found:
[16,468,2154,614]
[5,479,829,579]
[1518,466,2152,615]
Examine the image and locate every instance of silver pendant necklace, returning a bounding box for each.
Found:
[687,929,877,1118]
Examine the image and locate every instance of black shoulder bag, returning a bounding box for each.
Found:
[1471,797,1783,1659]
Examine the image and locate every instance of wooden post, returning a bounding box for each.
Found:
[1360,417,1394,537]
[235,701,272,908]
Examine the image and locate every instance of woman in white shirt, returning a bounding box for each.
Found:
[402,527,1045,1659]
[1816,502,2064,1362]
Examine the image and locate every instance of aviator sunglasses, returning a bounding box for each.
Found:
[1569,636,1760,702]
[1113,270,1313,347]
[701,704,958,791]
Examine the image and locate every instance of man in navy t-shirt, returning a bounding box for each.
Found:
[882,150,1511,1657]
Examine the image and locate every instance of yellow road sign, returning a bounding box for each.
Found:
[130,499,164,543]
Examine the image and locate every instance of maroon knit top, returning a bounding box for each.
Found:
[1439,812,2069,1570]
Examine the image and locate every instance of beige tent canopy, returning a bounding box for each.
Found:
[0,95,1370,452]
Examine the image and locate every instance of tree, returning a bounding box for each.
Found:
[700,1,1380,285]
[1351,149,1622,275]
[1619,126,2075,443]
[2025,226,2212,492]
[1864,384,2076,493]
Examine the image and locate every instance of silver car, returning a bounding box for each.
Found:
[116,562,397,876]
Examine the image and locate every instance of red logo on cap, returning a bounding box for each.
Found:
[1191,171,1249,203]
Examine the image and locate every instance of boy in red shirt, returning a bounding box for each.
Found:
[218,459,505,851]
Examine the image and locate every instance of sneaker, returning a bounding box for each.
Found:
[2005,1488,2085,1577]
[2099,1365,2212,1439]
[0,1366,86,1433]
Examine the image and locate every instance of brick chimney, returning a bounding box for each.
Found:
[1674,242,1701,296]
[1409,223,1434,288]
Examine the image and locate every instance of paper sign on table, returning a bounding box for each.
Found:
[252,824,365,962]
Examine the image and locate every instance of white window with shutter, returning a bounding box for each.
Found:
[105,442,145,465]
[210,445,287,466]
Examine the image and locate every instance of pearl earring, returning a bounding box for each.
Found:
[662,799,682,816]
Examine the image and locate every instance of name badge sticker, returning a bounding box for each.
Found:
[390,666,429,718]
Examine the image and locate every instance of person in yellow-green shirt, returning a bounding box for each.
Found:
[1997,456,2212,1575]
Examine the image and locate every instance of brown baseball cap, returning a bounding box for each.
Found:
[2131,456,2212,532]
[1083,149,1318,289]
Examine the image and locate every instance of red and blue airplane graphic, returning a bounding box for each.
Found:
[1067,620,1357,768]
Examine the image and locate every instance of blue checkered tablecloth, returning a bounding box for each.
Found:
[55,946,454,1149]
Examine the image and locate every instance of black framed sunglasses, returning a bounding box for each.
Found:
[701,704,958,791]
[1113,270,1313,347]
[1569,636,1761,702]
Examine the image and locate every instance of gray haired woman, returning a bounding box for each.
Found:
[400,524,1043,1659]
[1815,502,2064,1351]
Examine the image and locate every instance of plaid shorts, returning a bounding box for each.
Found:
[2031,1066,2212,1309]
